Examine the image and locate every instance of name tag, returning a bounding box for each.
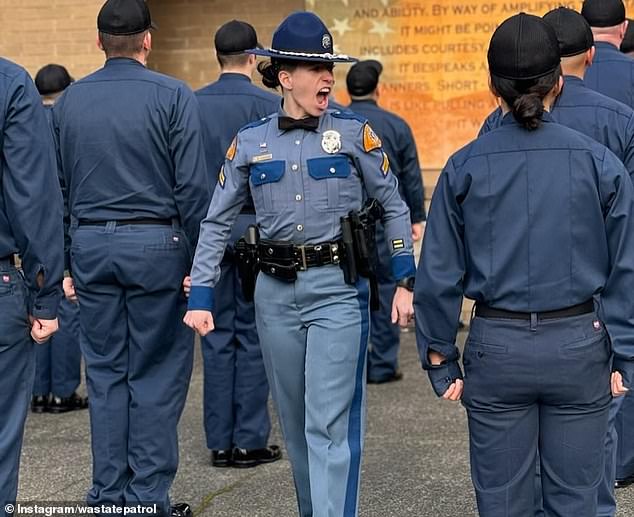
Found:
[252,153,273,163]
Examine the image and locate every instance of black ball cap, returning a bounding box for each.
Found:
[488,13,561,80]
[215,20,259,55]
[581,0,626,27]
[346,60,383,96]
[97,0,156,36]
[543,7,594,57]
[621,19,634,52]
[35,64,73,95]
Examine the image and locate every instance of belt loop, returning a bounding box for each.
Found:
[105,221,116,234]
[171,217,180,231]
[530,312,538,332]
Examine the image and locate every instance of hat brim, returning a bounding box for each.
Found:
[247,47,357,63]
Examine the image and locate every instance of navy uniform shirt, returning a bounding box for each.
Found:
[0,58,63,318]
[348,99,425,222]
[53,57,211,254]
[195,72,279,209]
[480,76,634,179]
[584,41,634,109]
[416,113,634,385]
[188,108,416,310]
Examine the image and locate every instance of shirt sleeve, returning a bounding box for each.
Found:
[352,121,415,280]
[188,132,250,312]
[3,71,63,319]
[397,123,426,223]
[170,84,212,253]
[596,148,634,387]
[621,113,634,183]
[414,159,465,370]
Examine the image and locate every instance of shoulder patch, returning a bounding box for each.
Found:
[363,123,382,153]
[330,110,367,124]
[238,115,272,133]
[218,165,226,189]
[225,137,237,161]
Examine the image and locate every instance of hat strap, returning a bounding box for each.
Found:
[268,48,351,60]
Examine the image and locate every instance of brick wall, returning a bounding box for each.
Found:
[0,0,105,80]
[147,0,302,90]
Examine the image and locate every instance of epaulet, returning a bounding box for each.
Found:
[238,115,273,133]
[330,110,367,124]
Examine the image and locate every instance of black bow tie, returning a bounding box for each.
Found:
[278,116,320,131]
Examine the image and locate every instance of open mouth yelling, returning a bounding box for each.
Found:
[317,87,331,109]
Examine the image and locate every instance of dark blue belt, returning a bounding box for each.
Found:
[475,300,594,321]
[78,218,172,227]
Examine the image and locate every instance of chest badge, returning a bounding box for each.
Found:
[321,130,342,154]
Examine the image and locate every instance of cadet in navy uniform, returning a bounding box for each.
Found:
[53,1,209,515]
[0,58,64,515]
[345,60,425,384]
[184,12,415,517]
[194,20,281,468]
[31,64,88,415]
[480,9,634,515]
[582,0,634,108]
[621,19,634,57]
[416,14,634,517]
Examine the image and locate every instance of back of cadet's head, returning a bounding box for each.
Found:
[346,60,382,99]
[214,20,259,69]
[581,0,626,29]
[488,13,562,131]
[97,0,155,58]
[35,64,73,96]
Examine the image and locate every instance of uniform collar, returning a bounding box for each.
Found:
[349,99,378,107]
[218,72,252,83]
[563,75,584,87]
[276,103,324,136]
[105,57,145,68]
[500,110,555,127]
[594,41,621,53]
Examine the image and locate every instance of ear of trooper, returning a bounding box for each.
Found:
[486,12,563,117]
[542,7,595,79]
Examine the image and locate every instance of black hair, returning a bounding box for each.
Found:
[98,31,146,58]
[257,58,334,90]
[490,65,562,130]
[217,53,251,69]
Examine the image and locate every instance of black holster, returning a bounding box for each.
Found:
[339,198,384,311]
[234,225,260,301]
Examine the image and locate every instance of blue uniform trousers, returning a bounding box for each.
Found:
[367,223,400,382]
[616,393,634,481]
[0,264,33,516]
[201,214,270,451]
[462,313,611,517]
[70,223,194,513]
[33,297,81,398]
[254,266,369,517]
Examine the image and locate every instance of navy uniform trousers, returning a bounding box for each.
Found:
[255,266,369,517]
[463,312,611,517]
[367,222,400,382]
[201,213,270,451]
[70,222,193,512]
[0,260,33,515]
[33,297,81,399]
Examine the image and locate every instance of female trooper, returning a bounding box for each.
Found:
[184,11,415,517]
[415,13,634,517]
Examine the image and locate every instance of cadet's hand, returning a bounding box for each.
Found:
[29,316,59,344]
[391,287,414,327]
[183,310,214,336]
[612,371,629,397]
[411,222,424,242]
[183,276,192,298]
[63,276,78,303]
[442,379,464,401]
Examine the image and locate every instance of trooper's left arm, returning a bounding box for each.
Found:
[351,119,415,327]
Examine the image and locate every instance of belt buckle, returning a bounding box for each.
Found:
[297,245,308,271]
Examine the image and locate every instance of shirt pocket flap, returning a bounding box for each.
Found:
[307,155,351,180]
[250,161,286,186]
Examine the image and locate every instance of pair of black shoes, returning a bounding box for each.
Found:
[211,445,282,468]
[170,503,192,517]
[615,475,634,489]
[31,392,88,414]
[367,369,403,384]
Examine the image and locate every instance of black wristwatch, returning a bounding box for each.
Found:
[396,276,415,292]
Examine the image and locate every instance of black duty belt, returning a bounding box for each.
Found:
[0,255,16,267]
[78,218,172,227]
[258,239,342,281]
[475,300,594,321]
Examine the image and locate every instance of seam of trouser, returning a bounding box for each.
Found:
[343,279,369,517]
